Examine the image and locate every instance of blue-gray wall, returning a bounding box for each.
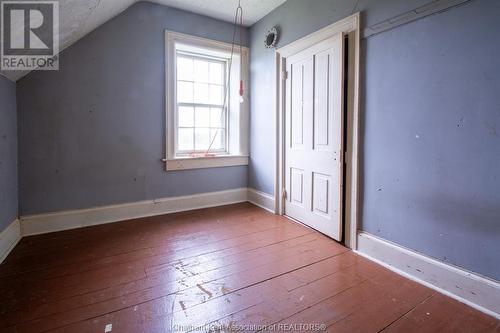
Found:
[17,1,249,215]
[248,0,431,195]
[0,75,17,232]
[249,0,500,280]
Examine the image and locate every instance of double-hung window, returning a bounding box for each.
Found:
[176,53,226,154]
[165,31,249,171]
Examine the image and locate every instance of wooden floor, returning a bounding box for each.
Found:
[0,203,498,333]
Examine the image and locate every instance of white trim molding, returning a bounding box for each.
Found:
[356,232,500,319]
[0,219,21,263]
[165,155,248,171]
[275,13,361,249]
[247,188,275,213]
[20,188,248,236]
[277,13,359,58]
[1,188,273,262]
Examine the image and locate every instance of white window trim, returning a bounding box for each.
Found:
[165,31,249,171]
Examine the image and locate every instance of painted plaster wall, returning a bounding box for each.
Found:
[17,2,249,215]
[0,75,17,232]
[249,0,500,280]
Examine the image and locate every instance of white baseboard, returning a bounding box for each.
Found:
[20,188,248,236]
[356,232,500,319]
[247,188,275,213]
[0,219,21,263]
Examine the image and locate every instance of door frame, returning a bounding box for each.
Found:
[275,13,361,249]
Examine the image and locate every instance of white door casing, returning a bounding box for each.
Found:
[284,33,345,241]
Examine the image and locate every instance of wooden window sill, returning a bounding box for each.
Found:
[165,155,248,171]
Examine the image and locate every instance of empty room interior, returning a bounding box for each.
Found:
[1,0,499,331]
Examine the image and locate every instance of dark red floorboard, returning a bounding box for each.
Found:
[0,203,497,332]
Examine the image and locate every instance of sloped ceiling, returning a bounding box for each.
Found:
[1,0,286,81]
[152,0,286,26]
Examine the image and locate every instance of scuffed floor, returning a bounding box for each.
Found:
[0,203,497,332]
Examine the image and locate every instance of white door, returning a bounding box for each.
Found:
[284,33,345,241]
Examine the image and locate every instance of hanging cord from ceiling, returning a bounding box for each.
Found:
[203,0,244,156]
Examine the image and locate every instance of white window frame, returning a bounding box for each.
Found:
[165,31,249,171]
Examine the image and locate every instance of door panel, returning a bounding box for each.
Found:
[314,49,331,150]
[312,172,330,216]
[284,33,344,241]
[290,168,304,205]
[291,62,304,147]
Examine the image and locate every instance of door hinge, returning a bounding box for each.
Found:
[282,189,287,199]
[282,70,288,80]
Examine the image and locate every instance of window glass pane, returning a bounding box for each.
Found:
[194,59,209,83]
[178,106,194,127]
[210,107,224,128]
[209,84,223,105]
[195,128,210,150]
[177,57,193,81]
[209,62,223,84]
[178,128,194,151]
[194,83,209,103]
[195,107,210,128]
[177,81,193,103]
[175,53,229,154]
[210,129,225,150]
